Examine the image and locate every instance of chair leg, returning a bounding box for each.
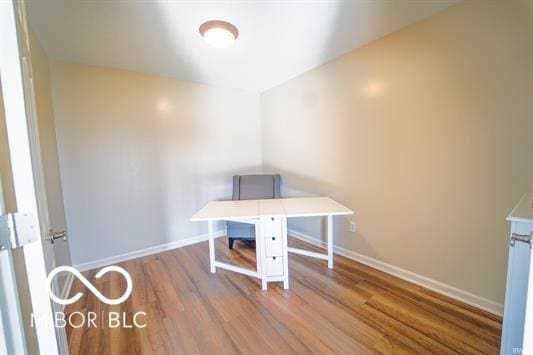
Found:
[228,238,234,250]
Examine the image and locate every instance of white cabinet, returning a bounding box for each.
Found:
[501,193,533,355]
[259,216,288,289]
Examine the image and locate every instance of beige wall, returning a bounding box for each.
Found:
[522,0,533,33]
[50,62,262,265]
[261,0,533,305]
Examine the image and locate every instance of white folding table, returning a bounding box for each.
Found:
[190,197,353,290]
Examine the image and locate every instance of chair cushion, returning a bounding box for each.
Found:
[227,221,255,239]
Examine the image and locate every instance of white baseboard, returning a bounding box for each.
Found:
[288,228,504,316]
[74,229,226,272]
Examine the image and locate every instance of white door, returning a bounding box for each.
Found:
[0,0,68,353]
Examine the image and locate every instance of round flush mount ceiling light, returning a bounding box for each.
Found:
[199,20,239,48]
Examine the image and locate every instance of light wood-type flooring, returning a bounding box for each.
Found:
[66,236,502,354]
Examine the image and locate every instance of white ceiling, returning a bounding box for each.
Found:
[27,0,459,92]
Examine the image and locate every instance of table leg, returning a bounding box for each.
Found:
[282,217,289,289]
[327,215,333,269]
[256,218,266,290]
[208,220,216,273]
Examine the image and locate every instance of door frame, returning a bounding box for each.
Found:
[0,174,27,354]
[0,0,63,353]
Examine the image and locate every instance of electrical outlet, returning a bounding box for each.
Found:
[349,221,357,233]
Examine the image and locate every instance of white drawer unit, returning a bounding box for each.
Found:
[265,235,283,257]
[259,215,289,290]
[265,256,284,276]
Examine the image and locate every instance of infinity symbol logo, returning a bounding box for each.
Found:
[47,266,133,305]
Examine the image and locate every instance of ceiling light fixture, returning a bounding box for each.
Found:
[199,20,239,48]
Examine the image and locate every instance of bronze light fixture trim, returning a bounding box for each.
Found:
[199,20,239,48]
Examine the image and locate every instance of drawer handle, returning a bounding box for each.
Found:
[273,257,276,260]
[510,232,533,248]
[271,217,274,221]
[272,237,275,240]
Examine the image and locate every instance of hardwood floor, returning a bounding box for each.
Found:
[65,237,502,354]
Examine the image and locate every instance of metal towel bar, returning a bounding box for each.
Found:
[510,232,533,248]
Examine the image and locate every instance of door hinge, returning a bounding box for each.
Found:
[0,212,39,251]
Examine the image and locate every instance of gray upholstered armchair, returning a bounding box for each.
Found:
[227,174,281,249]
